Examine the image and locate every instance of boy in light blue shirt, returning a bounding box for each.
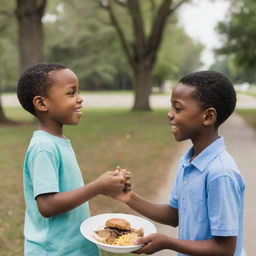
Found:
[17,63,130,256]
[117,71,245,255]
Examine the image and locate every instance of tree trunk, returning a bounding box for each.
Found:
[0,97,8,122]
[15,0,46,72]
[132,64,152,110]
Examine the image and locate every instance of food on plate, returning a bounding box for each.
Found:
[93,218,144,246]
[106,218,131,230]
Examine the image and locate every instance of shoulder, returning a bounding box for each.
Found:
[206,150,245,190]
[27,131,60,158]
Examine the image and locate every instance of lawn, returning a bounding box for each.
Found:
[0,107,178,256]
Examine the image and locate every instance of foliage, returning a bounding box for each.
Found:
[45,0,131,90]
[216,0,256,81]
[153,22,203,85]
[0,0,202,92]
[44,0,201,91]
[210,56,256,83]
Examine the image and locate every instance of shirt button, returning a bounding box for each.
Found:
[184,180,188,185]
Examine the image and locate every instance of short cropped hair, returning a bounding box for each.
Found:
[17,63,67,116]
[179,70,236,126]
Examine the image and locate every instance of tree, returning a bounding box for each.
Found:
[0,0,47,123]
[100,0,190,110]
[15,0,47,72]
[0,1,17,123]
[216,0,256,81]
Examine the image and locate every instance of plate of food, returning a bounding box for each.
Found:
[80,213,157,253]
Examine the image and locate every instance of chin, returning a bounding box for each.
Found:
[172,134,187,142]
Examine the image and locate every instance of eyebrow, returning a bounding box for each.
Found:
[66,85,78,89]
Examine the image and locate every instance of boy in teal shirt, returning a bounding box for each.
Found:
[17,63,129,256]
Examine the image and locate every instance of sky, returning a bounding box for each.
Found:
[178,0,230,68]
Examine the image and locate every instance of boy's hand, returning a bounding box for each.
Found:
[133,233,169,254]
[115,166,132,193]
[94,170,127,198]
[112,167,133,202]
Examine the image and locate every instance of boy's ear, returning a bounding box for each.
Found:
[203,107,217,126]
[33,96,48,112]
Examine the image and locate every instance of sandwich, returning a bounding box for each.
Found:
[93,218,144,246]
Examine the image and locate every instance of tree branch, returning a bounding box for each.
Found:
[126,0,147,60]
[146,0,172,66]
[170,0,189,13]
[147,0,189,67]
[100,0,133,66]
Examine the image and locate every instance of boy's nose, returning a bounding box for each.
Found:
[77,94,83,103]
[167,110,173,119]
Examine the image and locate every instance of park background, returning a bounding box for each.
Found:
[1,0,256,255]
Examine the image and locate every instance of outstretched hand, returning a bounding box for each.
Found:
[112,167,133,202]
[94,170,126,198]
[132,233,170,255]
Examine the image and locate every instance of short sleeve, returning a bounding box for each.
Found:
[208,176,241,236]
[169,174,179,209]
[28,150,60,198]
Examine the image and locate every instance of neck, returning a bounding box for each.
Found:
[38,122,64,138]
[191,130,219,160]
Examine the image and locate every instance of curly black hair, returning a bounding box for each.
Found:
[179,70,236,126]
[17,63,67,116]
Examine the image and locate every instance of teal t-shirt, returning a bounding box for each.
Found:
[23,130,99,256]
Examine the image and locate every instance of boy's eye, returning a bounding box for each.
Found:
[67,90,76,95]
[171,105,182,112]
[67,88,80,96]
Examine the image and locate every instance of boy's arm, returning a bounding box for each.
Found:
[134,233,236,256]
[36,171,125,218]
[117,191,178,227]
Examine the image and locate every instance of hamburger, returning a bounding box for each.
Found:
[93,218,144,245]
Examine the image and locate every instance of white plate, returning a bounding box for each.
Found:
[80,213,157,253]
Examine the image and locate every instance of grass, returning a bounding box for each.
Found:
[236,108,256,130]
[0,107,178,256]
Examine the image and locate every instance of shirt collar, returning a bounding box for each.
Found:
[180,137,226,173]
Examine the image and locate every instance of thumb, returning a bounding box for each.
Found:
[113,169,120,176]
[133,237,147,245]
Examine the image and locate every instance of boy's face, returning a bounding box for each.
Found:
[43,68,83,126]
[168,83,206,142]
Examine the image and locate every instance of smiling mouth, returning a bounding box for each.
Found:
[74,107,82,113]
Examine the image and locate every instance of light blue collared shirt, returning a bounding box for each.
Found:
[170,137,245,256]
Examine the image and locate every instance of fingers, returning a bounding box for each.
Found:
[113,167,132,192]
[133,236,150,245]
[103,167,132,193]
